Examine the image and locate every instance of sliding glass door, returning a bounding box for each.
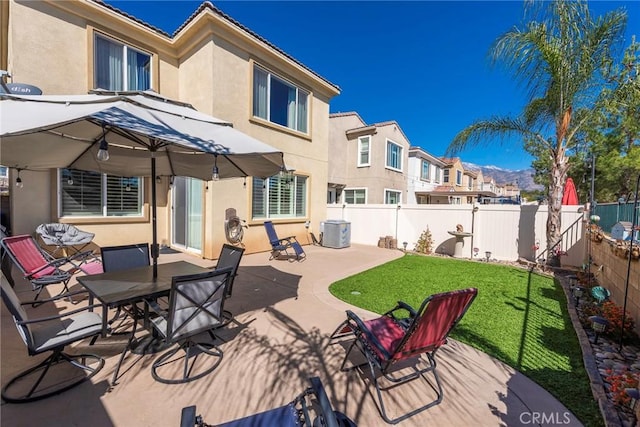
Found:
[172,177,203,253]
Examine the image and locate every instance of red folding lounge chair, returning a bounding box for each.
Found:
[329,287,478,424]
[0,234,102,305]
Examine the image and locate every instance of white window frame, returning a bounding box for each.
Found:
[58,169,143,218]
[456,170,462,186]
[252,64,309,134]
[343,188,367,205]
[384,189,402,205]
[251,174,308,220]
[434,166,441,183]
[420,160,430,181]
[443,169,450,183]
[385,139,403,172]
[93,33,152,91]
[357,136,371,167]
[467,175,473,190]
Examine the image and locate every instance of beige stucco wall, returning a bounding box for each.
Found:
[329,116,410,205]
[3,0,337,259]
[590,235,640,331]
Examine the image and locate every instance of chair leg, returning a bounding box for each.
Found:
[1,348,104,403]
[111,309,140,385]
[152,340,223,384]
[366,351,444,424]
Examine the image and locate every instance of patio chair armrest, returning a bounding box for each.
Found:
[345,310,393,361]
[309,377,340,427]
[381,300,417,319]
[16,303,102,325]
[26,257,70,277]
[19,289,88,305]
[394,301,418,317]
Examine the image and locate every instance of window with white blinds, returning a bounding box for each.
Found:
[251,174,307,219]
[60,169,142,217]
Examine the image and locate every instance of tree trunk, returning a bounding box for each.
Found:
[546,156,568,267]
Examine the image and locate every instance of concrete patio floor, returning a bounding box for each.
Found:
[1,244,583,426]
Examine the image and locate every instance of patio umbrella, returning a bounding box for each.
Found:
[0,90,285,277]
[562,177,579,205]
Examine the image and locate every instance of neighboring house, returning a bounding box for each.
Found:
[422,158,495,205]
[329,113,410,205]
[1,0,340,258]
[407,146,445,204]
[481,176,497,193]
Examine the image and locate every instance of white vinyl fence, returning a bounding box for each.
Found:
[325,204,586,267]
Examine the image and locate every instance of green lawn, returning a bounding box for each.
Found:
[329,254,602,427]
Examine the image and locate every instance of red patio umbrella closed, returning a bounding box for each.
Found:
[562,177,580,205]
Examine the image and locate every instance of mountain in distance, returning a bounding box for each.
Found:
[462,163,543,191]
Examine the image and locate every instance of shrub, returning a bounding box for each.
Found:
[601,301,636,340]
[414,227,434,254]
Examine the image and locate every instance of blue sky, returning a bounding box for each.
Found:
[107,0,638,171]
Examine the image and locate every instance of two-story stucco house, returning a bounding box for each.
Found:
[407,146,445,204]
[328,112,409,205]
[1,0,340,259]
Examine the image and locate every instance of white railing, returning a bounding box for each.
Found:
[326,204,586,267]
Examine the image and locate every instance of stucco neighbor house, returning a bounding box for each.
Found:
[0,0,340,259]
[328,112,409,205]
[407,146,445,204]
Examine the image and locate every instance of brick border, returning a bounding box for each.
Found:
[559,274,622,427]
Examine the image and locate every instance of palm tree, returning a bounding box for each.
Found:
[447,0,627,266]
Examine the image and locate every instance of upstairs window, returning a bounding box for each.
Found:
[253,65,309,133]
[94,34,151,91]
[435,166,441,183]
[252,174,307,219]
[467,176,473,190]
[357,136,370,167]
[421,161,430,181]
[443,169,450,183]
[59,169,142,217]
[385,140,402,171]
[456,170,462,186]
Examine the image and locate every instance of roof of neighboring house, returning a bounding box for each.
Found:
[484,176,494,183]
[330,111,367,124]
[408,147,446,166]
[463,170,478,178]
[371,120,411,143]
[91,0,340,92]
[440,157,462,166]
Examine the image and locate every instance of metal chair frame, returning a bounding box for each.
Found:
[148,268,233,384]
[180,377,354,427]
[1,234,100,306]
[0,281,104,403]
[330,288,478,424]
[263,221,306,262]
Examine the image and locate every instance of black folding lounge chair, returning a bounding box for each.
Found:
[329,287,478,424]
[180,376,356,427]
[263,221,306,261]
[0,281,104,403]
